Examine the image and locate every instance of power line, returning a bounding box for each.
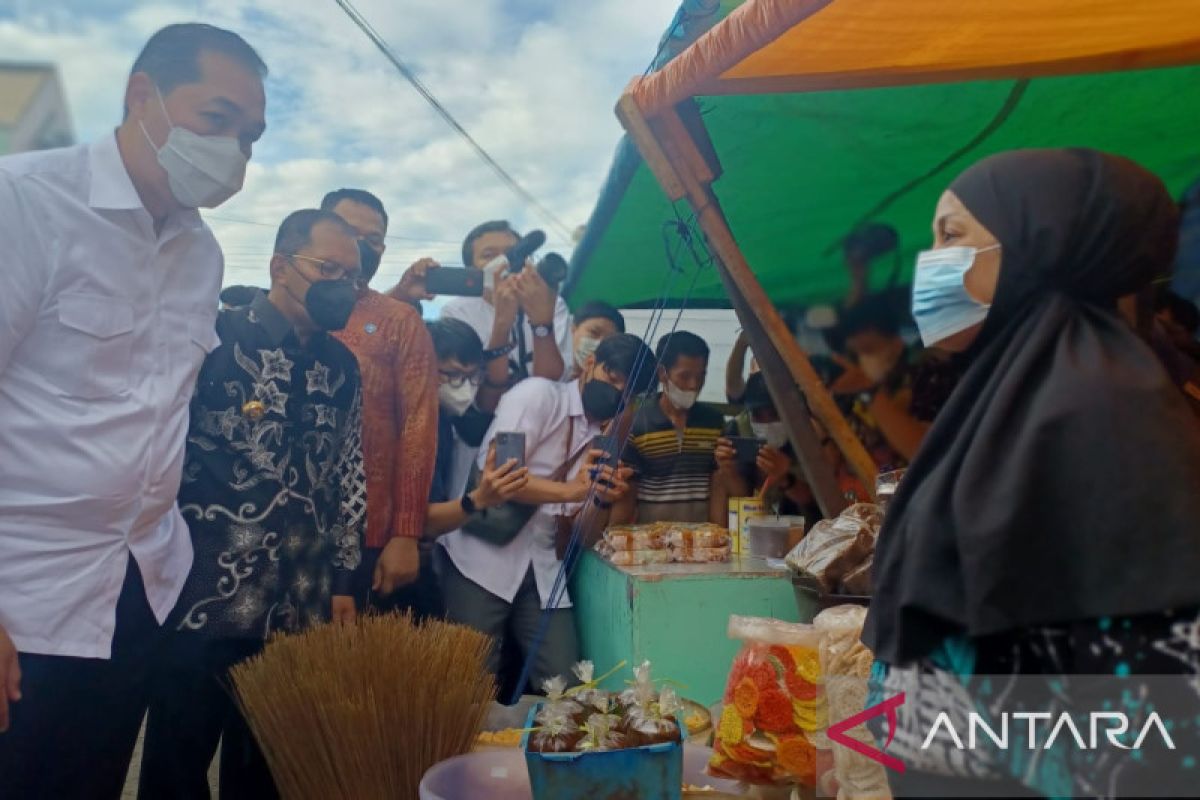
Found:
[331,0,575,242]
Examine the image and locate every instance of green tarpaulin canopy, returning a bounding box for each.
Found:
[566,11,1200,310]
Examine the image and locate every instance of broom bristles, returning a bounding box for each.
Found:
[231,612,497,800]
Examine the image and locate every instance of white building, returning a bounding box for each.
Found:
[0,62,74,155]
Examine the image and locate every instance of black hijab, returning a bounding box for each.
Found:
[864,148,1200,665]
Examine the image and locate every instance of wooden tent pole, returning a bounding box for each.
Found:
[616,94,878,504]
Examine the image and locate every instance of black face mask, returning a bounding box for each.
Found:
[582,371,623,421]
[305,278,358,332]
[357,239,382,283]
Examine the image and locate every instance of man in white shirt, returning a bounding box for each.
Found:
[437,334,657,687]
[0,23,266,798]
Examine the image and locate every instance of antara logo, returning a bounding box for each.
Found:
[827,692,907,773]
[921,711,1176,752]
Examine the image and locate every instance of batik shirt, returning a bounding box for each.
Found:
[173,292,366,641]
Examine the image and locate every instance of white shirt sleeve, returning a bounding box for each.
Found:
[0,171,44,376]
[475,379,557,472]
[554,297,574,382]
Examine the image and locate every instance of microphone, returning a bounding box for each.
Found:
[505,229,547,273]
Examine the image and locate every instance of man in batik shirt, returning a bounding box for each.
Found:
[139,209,366,798]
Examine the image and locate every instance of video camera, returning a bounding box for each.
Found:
[424,229,568,297]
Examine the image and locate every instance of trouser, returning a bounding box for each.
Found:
[139,634,275,800]
[435,548,579,695]
[352,541,444,620]
[0,555,160,800]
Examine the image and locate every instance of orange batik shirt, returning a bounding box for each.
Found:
[335,290,438,548]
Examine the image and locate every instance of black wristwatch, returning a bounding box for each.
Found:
[460,492,478,515]
[483,342,516,362]
[531,321,554,339]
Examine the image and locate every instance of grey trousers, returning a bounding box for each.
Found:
[435,547,579,692]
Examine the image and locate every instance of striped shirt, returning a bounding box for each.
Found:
[623,396,724,524]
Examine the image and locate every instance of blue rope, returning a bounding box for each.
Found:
[508,209,712,703]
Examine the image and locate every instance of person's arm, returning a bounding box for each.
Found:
[866,389,931,463]
[0,624,19,733]
[373,309,439,595]
[514,266,566,381]
[332,385,367,624]
[0,172,42,377]
[474,278,520,413]
[725,331,751,403]
[386,257,440,307]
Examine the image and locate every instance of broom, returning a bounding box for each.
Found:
[230,612,496,800]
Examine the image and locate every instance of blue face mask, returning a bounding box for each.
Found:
[911,244,999,346]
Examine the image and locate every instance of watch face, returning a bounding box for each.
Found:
[533,324,552,338]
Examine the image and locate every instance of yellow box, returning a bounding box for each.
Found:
[727,497,764,555]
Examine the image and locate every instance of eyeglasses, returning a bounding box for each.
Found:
[438,369,482,389]
[283,253,361,282]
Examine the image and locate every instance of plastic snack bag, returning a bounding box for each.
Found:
[814,605,890,800]
[708,616,833,788]
[785,504,881,594]
[529,703,584,753]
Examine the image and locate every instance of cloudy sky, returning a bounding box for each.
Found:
[0,0,680,292]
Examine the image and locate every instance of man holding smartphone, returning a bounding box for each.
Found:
[436,334,656,686]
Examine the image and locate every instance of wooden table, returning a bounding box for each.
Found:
[572,551,818,706]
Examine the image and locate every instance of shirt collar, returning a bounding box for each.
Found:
[250,291,297,347]
[88,131,204,232]
[567,377,585,419]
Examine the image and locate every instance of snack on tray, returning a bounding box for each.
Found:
[476,728,524,748]
[840,558,873,596]
[707,616,833,788]
[785,503,881,594]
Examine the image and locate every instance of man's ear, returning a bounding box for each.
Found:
[125,72,156,122]
[656,364,669,383]
[269,253,289,284]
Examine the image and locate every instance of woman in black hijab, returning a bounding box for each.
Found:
[862,149,1200,797]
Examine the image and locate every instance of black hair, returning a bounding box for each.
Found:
[218,285,260,309]
[273,209,357,257]
[843,223,899,261]
[835,296,901,341]
[596,334,657,395]
[128,23,266,111]
[426,318,484,365]
[574,301,626,334]
[742,372,774,411]
[656,330,710,370]
[462,220,519,267]
[1154,288,1200,334]
[320,188,389,231]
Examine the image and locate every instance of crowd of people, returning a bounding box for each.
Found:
[3,19,1200,800]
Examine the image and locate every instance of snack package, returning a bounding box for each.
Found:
[540,675,583,720]
[619,662,683,747]
[814,606,889,800]
[670,544,733,564]
[604,525,667,552]
[666,524,731,549]
[530,703,584,753]
[604,548,672,567]
[571,661,609,712]
[578,712,627,752]
[708,616,833,788]
[785,504,881,594]
[839,559,873,596]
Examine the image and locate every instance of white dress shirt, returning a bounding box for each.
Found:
[441,295,575,382]
[0,134,223,659]
[439,377,596,609]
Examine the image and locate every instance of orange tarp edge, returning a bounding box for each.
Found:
[631,0,1200,114]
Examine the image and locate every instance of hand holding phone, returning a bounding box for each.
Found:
[493,431,526,470]
[728,435,766,467]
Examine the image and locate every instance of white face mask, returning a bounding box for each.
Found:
[664,379,698,411]
[751,421,788,449]
[438,381,475,417]
[574,336,601,370]
[139,87,247,209]
[858,350,900,384]
[481,254,508,292]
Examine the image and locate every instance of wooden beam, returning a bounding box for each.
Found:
[620,92,878,506]
[615,91,686,202]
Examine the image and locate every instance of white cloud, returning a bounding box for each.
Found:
[2,0,680,290]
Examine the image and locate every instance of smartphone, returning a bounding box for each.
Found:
[728,436,765,466]
[591,434,619,469]
[493,431,526,470]
[425,267,485,297]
